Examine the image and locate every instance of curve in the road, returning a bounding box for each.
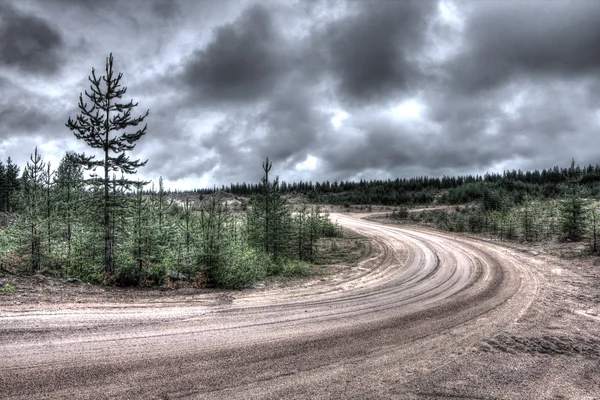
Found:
[0,213,539,399]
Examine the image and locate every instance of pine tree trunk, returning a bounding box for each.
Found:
[67,184,71,267]
[594,219,597,254]
[593,210,597,254]
[104,104,112,276]
[46,163,51,263]
[137,187,143,285]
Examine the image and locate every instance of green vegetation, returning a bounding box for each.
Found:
[0,54,342,289]
[193,158,600,254]
[357,160,598,254]
[388,190,597,254]
[1,53,597,292]
[193,160,600,208]
[0,282,15,295]
[66,53,149,276]
[0,150,342,289]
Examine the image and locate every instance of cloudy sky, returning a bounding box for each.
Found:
[1,0,599,190]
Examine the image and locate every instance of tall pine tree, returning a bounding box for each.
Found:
[66,53,149,275]
[248,157,292,263]
[54,152,84,267]
[0,160,6,212]
[3,158,19,212]
[21,147,47,272]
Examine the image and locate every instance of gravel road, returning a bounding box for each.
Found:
[1,213,597,399]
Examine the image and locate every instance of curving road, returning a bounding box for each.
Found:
[0,213,539,399]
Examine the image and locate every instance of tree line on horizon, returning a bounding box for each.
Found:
[380,160,598,253]
[191,162,600,207]
[197,159,599,252]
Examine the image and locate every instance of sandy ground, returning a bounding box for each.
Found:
[0,213,598,399]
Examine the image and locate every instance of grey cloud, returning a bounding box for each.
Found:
[254,86,327,164]
[448,1,600,94]
[195,80,332,184]
[3,0,600,189]
[320,73,599,181]
[0,77,71,140]
[180,4,289,105]
[0,3,64,74]
[46,0,119,10]
[321,121,427,177]
[0,104,50,134]
[417,76,597,173]
[151,0,180,21]
[143,136,219,182]
[313,1,438,104]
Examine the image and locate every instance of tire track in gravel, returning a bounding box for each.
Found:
[0,213,540,399]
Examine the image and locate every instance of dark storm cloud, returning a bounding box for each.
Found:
[0,77,67,140]
[3,0,600,189]
[448,1,600,94]
[419,74,598,176]
[169,0,600,185]
[253,85,328,164]
[313,1,438,104]
[170,0,441,182]
[356,0,600,180]
[0,3,64,74]
[0,104,50,134]
[143,134,219,182]
[180,4,289,104]
[47,0,119,9]
[151,0,180,21]
[197,81,331,184]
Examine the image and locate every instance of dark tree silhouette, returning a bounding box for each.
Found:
[66,53,149,275]
[54,152,84,266]
[0,157,20,212]
[21,147,46,272]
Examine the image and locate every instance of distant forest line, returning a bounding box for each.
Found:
[188,160,600,207]
[4,158,597,213]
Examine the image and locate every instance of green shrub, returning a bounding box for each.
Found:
[114,258,140,286]
[281,260,313,277]
[392,207,409,220]
[0,282,16,295]
[144,262,168,286]
[63,262,103,284]
[265,258,284,276]
[211,244,269,289]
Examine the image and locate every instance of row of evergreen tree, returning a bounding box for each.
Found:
[0,53,341,288]
[0,147,341,288]
[189,161,600,206]
[392,174,596,251]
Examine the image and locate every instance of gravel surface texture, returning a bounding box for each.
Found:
[0,213,598,399]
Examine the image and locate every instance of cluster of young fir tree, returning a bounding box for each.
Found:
[0,149,341,288]
[395,163,596,251]
[0,54,341,288]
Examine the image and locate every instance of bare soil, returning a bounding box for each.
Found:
[1,213,598,399]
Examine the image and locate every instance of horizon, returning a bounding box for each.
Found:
[167,158,591,194]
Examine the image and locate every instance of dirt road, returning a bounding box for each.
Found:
[1,213,598,399]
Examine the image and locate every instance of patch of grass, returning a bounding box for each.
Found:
[281,260,313,277]
[0,282,16,295]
